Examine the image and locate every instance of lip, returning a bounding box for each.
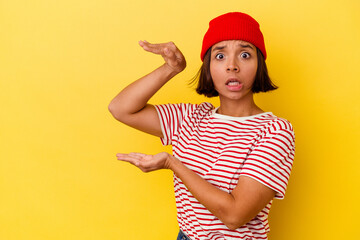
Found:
[225,78,243,91]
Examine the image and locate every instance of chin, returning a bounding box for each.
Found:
[221,94,244,101]
[219,90,253,101]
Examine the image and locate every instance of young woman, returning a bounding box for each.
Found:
[109,12,295,240]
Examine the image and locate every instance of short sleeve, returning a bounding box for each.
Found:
[154,103,196,146]
[240,119,295,199]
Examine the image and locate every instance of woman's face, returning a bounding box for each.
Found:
[210,40,258,102]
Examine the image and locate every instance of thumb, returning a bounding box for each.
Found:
[163,47,173,57]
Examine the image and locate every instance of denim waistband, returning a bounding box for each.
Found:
[177,229,191,240]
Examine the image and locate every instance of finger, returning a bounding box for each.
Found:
[129,152,146,156]
[139,41,164,55]
[116,153,131,161]
[164,43,185,65]
[138,40,147,48]
[163,47,174,58]
[116,153,140,166]
[140,41,178,58]
[163,47,170,56]
[129,152,147,159]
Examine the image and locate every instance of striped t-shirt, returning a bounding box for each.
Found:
[155,102,295,240]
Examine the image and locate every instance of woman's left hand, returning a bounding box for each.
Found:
[116,152,172,172]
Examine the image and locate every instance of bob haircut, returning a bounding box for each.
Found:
[194,47,277,97]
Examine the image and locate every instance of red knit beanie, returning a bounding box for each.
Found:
[200,12,267,61]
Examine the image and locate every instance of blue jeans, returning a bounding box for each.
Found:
[177,230,191,240]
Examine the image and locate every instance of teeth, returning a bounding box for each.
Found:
[228,81,240,86]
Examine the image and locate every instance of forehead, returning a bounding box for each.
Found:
[212,40,256,49]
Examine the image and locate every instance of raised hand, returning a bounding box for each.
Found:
[139,41,186,74]
[116,152,172,173]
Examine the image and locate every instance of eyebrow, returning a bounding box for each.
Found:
[238,44,254,49]
[212,43,254,51]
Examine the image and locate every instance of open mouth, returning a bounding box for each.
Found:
[226,78,241,86]
[225,78,243,90]
[227,81,241,86]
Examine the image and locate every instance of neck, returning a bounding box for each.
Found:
[217,94,263,117]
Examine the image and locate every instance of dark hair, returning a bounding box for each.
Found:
[193,47,278,97]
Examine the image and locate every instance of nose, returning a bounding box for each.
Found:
[226,58,239,72]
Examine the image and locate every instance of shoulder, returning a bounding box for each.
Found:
[256,113,294,137]
[247,113,293,131]
[268,115,294,132]
[182,102,215,116]
[155,102,215,118]
[195,102,215,112]
[264,114,295,142]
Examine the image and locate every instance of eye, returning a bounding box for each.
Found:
[215,53,225,60]
[240,52,251,59]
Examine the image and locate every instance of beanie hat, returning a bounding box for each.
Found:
[200,12,267,61]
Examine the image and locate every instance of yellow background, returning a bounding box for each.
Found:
[1,0,359,239]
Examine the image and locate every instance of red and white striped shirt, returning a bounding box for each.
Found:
[155,102,295,240]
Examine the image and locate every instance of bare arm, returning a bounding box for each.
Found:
[167,155,275,230]
[108,41,186,137]
[116,152,276,230]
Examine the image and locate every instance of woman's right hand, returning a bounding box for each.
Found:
[139,41,186,74]
[109,41,186,138]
